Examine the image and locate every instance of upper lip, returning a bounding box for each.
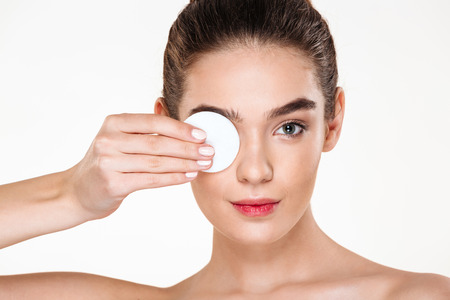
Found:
[231,198,280,206]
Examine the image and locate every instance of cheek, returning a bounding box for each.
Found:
[191,172,221,193]
[190,172,228,216]
[272,132,323,201]
[275,146,320,192]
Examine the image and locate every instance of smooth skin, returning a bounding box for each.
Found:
[0,46,449,299]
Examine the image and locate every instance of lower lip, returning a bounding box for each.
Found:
[232,202,279,217]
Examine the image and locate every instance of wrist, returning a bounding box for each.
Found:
[60,165,95,224]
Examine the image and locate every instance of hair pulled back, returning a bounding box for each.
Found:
[163,0,338,120]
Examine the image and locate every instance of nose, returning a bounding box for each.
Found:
[235,137,273,185]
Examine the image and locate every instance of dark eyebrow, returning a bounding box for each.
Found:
[187,97,316,123]
[265,98,316,120]
[188,105,243,123]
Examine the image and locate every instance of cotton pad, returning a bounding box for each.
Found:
[185,111,240,173]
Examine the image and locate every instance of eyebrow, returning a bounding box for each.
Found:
[187,97,316,123]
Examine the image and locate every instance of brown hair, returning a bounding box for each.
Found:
[163,0,338,121]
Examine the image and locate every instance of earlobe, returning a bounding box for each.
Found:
[154,97,170,116]
[322,87,345,152]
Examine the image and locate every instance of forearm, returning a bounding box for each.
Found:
[0,169,87,249]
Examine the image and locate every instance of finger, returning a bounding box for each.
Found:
[119,172,199,194]
[117,133,215,159]
[109,154,212,173]
[104,113,206,143]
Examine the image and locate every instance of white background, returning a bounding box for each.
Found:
[0,0,449,287]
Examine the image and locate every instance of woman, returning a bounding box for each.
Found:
[0,0,449,298]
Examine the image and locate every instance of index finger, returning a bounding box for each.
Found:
[106,113,207,143]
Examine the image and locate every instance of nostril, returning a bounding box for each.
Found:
[235,152,274,184]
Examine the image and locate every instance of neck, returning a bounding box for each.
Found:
[198,206,343,293]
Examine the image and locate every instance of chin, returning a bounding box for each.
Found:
[215,225,280,245]
[212,211,304,246]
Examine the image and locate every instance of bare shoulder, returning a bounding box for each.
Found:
[0,272,170,300]
[384,271,450,300]
[334,253,450,300]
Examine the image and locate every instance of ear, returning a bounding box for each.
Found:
[322,87,345,152]
[154,97,170,117]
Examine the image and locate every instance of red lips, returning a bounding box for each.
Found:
[231,198,280,217]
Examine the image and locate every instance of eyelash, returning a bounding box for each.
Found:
[274,120,307,139]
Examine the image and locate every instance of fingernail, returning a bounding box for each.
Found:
[192,129,207,140]
[185,172,198,178]
[199,146,214,156]
[197,160,212,166]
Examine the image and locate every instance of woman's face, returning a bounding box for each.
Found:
[178,46,332,245]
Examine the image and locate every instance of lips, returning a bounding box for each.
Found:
[231,198,280,217]
[232,198,280,205]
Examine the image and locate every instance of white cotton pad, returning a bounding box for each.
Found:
[185,111,240,173]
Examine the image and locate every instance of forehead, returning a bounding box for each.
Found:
[179,46,324,121]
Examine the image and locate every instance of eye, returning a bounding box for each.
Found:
[274,121,306,139]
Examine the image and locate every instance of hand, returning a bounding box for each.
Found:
[66,113,214,220]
